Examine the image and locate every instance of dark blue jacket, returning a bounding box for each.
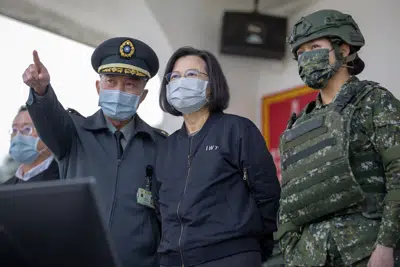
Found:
[154,112,281,267]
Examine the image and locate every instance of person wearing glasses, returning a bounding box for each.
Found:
[153,47,281,267]
[3,105,59,185]
[21,37,168,267]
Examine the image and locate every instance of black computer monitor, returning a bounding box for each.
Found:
[0,177,120,267]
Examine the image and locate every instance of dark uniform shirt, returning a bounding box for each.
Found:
[26,85,167,267]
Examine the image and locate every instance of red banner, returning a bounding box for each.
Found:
[261,85,318,181]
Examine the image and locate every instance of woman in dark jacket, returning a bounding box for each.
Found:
[154,47,281,267]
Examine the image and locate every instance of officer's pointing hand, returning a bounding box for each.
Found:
[22,50,50,95]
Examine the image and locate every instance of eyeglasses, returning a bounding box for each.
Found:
[10,125,34,136]
[165,69,208,83]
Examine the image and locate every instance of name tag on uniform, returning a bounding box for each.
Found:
[137,188,154,209]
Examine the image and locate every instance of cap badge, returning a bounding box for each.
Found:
[119,40,135,58]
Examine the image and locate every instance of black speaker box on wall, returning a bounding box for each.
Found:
[220,11,288,60]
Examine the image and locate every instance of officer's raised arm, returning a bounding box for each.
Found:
[22,50,76,160]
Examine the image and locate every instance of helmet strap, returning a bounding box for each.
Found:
[344,52,357,63]
[332,43,345,72]
[330,39,357,70]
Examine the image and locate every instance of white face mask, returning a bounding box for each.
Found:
[166,78,208,114]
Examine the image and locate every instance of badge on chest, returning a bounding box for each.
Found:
[136,188,154,209]
[136,165,155,209]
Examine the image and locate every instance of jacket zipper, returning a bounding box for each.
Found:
[243,167,250,188]
[176,137,193,267]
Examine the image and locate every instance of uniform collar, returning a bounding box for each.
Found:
[105,115,135,141]
[315,76,360,109]
[81,109,109,130]
[81,109,157,141]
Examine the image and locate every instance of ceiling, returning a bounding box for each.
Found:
[0,0,319,50]
[145,0,320,52]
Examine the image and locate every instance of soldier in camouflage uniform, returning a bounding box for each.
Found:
[275,9,400,267]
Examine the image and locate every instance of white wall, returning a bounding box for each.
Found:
[0,0,312,136]
[2,0,398,135]
[256,0,400,127]
[146,0,288,127]
[0,0,185,134]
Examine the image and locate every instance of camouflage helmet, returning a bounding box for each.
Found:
[288,9,364,54]
[288,9,365,74]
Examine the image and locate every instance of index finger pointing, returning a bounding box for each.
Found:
[33,50,41,68]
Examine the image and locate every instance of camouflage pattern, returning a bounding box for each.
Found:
[279,79,383,227]
[288,9,365,59]
[277,77,400,266]
[298,48,343,89]
[288,9,366,76]
[263,243,285,267]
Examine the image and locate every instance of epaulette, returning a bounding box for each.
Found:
[66,108,85,118]
[153,127,169,138]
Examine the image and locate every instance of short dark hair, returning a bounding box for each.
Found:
[159,46,230,116]
[18,105,27,113]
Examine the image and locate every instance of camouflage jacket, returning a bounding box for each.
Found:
[278,77,400,266]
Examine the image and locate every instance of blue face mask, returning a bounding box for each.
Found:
[166,78,208,114]
[98,89,141,121]
[9,134,41,164]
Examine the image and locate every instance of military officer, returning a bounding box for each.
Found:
[275,9,400,267]
[22,37,168,267]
